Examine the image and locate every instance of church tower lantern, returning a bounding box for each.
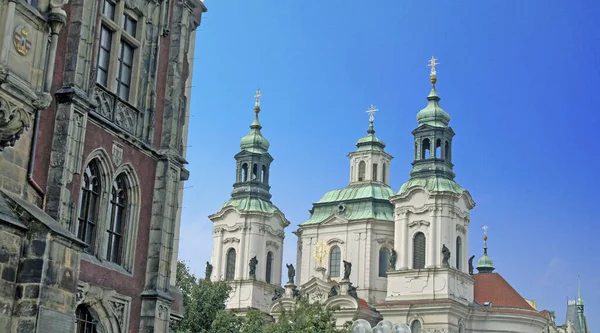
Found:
[208,90,290,314]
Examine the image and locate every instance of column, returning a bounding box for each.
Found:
[236,227,246,279]
[436,207,442,267]
[397,210,409,269]
[213,230,224,280]
[427,208,436,268]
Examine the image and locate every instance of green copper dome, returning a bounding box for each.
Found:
[355,122,386,152]
[476,253,495,273]
[398,176,465,195]
[416,86,450,127]
[240,106,270,153]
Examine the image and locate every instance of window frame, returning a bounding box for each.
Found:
[106,175,128,264]
[413,232,426,269]
[378,247,390,277]
[329,246,341,278]
[95,0,142,105]
[77,162,102,252]
[225,248,236,281]
[265,251,273,284]
[75,304,97,333]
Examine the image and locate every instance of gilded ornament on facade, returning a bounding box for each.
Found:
[313,240,328,268]
[13,25,32,56]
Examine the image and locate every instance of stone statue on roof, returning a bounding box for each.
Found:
[343,260,352,280]
[390,249,397,270]
[442,244,451,266]
[205,261,213,280]
[286,263,295,284]
[249,256,258,279]
[469,255,476,275]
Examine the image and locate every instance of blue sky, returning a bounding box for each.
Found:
[179,0,599,329]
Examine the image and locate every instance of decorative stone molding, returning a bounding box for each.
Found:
[32,92,52,109]
[408,220,430,228]
[376,237,394,247]
[259,225,285,238]
[112,143,124,166]
[94,86,115,120]
[76,281,132,333]
[266,240,280,249]
[214,223,244,234]
[0,97,31,151]
[326,238,345,245]
[455,224,466,234]
[223,237,240,244]
[115,100,138,134]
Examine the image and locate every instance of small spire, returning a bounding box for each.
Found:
[577,274,584,305]
[428,56,439,85]
[482,225,489,255]
[366,105,378,134]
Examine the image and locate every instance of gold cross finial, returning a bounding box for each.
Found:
[254,88,261,107]
[366,105,378,122]
[428,56,439,77]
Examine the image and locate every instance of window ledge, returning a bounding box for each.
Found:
[80,253,133,277]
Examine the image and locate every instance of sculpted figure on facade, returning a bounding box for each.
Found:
[390,249,397,270]
[205,261,213,280]
[286,263,295,284]
[343,260,352,280]
[442,244,451,266]
[249,256,258,279]
[468,255,475,275]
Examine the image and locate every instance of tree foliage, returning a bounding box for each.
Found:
[175,260,349,333]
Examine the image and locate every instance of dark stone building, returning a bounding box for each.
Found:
[0,0,206,332]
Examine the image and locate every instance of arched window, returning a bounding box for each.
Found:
[435,139,442,158]
[261,165,267,183]
[265,251,273,284]
[78,161,101,251]
[382,163,387,184]
[411,320,422,333]
[358,161,366,181]
[458,323,465,333]
[413,232,426,269]
[329,246,341,278]
[421,138,431,159]
[225,248,236,280]
[241,163,248,182]
[252,164,258,180]
[445,140,450,160]
[372,163,378,181]
[76,304,97,333]
[379,247,390,277]
[106,175,127,264]
[456,236,462,270]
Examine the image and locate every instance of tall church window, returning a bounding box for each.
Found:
[410,320,422,333]
[225,248,236,280]
[456,236,462,270]
[421,139,431,159]
[265,251,273,284]
[78,161,101,251]
[76,305,97,333]
[329,246,341,278]
[382,163,387,184]
[372,163,378,181]
[106,175,127,264]
[358,161,366,181]
[378,247,390,277]
[413,232,426,269]
[252,164,258,180]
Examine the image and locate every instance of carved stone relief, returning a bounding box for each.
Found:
[94,86,115,120]
[223,237,240,244]
[266,240,280,250]
[112,143,123,167]
[0,97,31,150]
[408,220,430,228]
[115,101,137,134]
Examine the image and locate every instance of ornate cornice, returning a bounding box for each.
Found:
[456,224,466,234]
[326,238,345,245]
[376,237,394,246]
[266,240,279,249]
[259,224,285,238]
[408,220,430,228]
[223,237,240,244]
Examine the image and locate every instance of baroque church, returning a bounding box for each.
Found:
[208,59,591,333]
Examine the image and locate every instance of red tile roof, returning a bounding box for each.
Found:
[357,298,370,309]
[474,273,535,310]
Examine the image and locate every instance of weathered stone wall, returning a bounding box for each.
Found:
[0,225,25,333]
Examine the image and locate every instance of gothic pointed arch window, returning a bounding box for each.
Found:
[329,246,341,278]
[106,174,128,264]
[358,161,366,181]
[225,248,236,280]
[78,161,101,251]
[413,232,426,269]
[265,251,273,284]
[410,320,422,333]
[456,236,462,270]
[379,247,390,277]
[76,304,97,333]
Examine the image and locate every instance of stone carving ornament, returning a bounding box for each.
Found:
[343,260,352,280]
[286,263,295,284]
[0,97,31,151]
[441,244,451,266]
[249,256,258,279]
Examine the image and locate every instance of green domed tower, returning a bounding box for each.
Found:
[476,226,495,274]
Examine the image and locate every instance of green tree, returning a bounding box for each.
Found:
[266,297,346,333]
[175,260,231,333]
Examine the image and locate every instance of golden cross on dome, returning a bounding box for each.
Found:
[366,105,378,122]
[428,56,439,76]
[254,88,261,107]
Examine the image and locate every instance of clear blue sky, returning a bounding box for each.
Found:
[179,0,599,329]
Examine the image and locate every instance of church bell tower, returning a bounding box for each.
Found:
[208,90,290,314]
[385,57,476,304]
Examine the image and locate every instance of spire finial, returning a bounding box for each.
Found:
[254,88,261,114]
[482,225,489,254]
[366,105,377,134]
[428,56,439,85]
[577,274,583,304]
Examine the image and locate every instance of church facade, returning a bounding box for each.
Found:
[0,0,206,332]
[208,60,591,333]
